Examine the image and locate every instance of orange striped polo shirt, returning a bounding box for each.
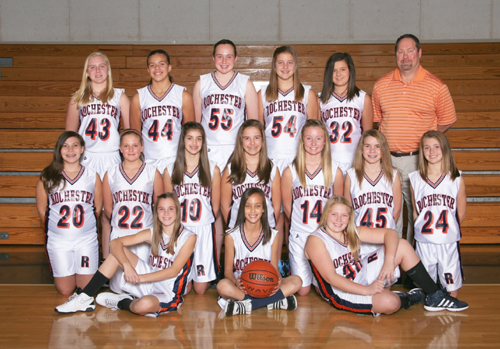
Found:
[372,66,456,152]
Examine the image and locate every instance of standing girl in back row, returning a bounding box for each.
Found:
[130,49,195,174]
[319,52,373,175]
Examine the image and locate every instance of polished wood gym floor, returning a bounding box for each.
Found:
[1,246,500,348]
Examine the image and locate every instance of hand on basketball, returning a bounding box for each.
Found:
[366,279,384,295]
[378,261,395,286]
[236,277,247,294]
[269,275,282,296]
[124,264,141,285]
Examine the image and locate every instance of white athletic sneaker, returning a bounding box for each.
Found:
[267,295,298,311]
[224,299,252,316]
[96,292,133,310]
[55,290,95,314]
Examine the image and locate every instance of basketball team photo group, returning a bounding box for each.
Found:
[33,34,471,323]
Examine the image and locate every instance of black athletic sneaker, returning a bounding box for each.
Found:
[393,288,425,309]
[267,295,298,311]
[224,299,252,316]
[424,289,469,312]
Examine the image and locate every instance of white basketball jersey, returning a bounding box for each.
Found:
[320,90,366,164]
[45,167,97,238]
[172,162,216,227]
[227,162,277,228]
[409,171,462,244]
[229,224,278,279]
[138,84,185,160]
[199,72,248,146]
[149,226,196,273]
[289,164,334,234]
[346,168,398,230]
[78,88,123,153]
[107,162,156,231]
[310,228,367,284]
[261,84,310,160]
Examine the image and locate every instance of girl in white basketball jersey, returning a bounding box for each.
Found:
[193,39,259,171]
[102,130,163,289]
[305,196,468,314]
[258,46,319,249]
[36,131,103,295]
[130,49,195,174]
[345,130,402,232]
[55,193,197,317]
[163,122,221,295]
[319,53,373,174]
[217,188,302,316]
[221,119,281,230]
[410,131,467,298]
[282,119,343,296]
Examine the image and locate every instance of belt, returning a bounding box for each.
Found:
[390,151,419,157]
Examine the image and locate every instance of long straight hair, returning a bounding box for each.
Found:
[293,119,332,188]
[351,130,394,186]
[40,131,85,193]
[265,46,305,102]
[147,49,173,85]
[319,196,360,260]
[319,53,360,104]
[72,52,115,109]
[232,188,272,245]
[151,193,182,256]
[119,129,145,162]
[418,131,460,181]
[171,122,212,188]
[228,119,272,185]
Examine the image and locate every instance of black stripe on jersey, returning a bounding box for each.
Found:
[246,168,258,178]
[119,162,147,184]
[309,260,373,315]
[364,170,384,187]
[156,252,193,316]
[147,83,175,102]
[306,165,322,180]
[62,166,85,185]
[241,226,264,252]
[211,71,238,90]
[279,87,294,97]
[185,165,200,178]
[331,91,348,103]
[425,172,446,189]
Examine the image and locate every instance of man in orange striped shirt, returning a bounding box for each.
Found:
[372,34,456,243]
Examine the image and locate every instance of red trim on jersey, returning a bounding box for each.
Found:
[119,162,147,185]
[241,226,264,252]
[279,87,294,97]
[320,227,348,248]
[331,91,348,103]
[426,172,446,189]
[184,165,200,178]
[364,170,385,187]
[306,165,322,180]
[147,83,175,102]
[159,226,184,251]
[211,71,238,90]
[62,166,85,185]
[246,168,258,178]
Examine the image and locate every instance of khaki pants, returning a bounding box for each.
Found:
[391,154,418,243]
